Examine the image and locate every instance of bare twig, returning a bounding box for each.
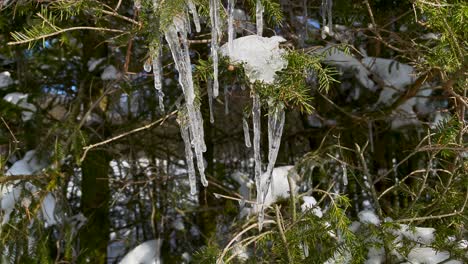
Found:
[275,205,294,263]
[0,174,47,184]
[217,220,275,263]
[80,110,177,162]
[1,117,19,144]
[396,190,468,223]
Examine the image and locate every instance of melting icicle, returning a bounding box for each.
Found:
[252,94,264,229]
[262,102,285,205]
[227,0,236,54]
[165,16,207,187]
[144,59,152,72]
[187,0,201,33]
[164,18,195,104]
[209,0,221,98]
[207,80,215,123]
[179,117,197,195]
[151,46,164,110]
[243,117,251,148]
[256,0,264,36]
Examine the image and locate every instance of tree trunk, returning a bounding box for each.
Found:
[79,149,111,263]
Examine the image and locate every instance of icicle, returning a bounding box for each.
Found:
[227,0,236,54]
[207,80,215,123]
[151,46,164,110]
[185,8,192,34]
[187,102,208,187]
[165,16,207,187]
[256,0,264,36]
[164,18,195,104]
[252,94,264,230]
[262,102,285,202]
[224,85,229,115]
[342,164,348,186]
[243,117,251,148]
[194,105,207,152]
[187,0,201,33]
[321,0,333,39]
[214,0,222,38]
[178,117,197,195]
[144,59,152,72]
[157,90,164,112]
[327,0,333,34]
[209,0,221,98]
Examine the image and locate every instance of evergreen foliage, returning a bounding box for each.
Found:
[0,0,466,263]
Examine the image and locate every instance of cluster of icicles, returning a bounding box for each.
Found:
[145,0,289,230]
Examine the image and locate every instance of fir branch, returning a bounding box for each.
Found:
[8,25,125,46]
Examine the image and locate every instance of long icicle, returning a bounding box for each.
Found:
[254,0,266,231]
[252,94,264,230]
[207,79,215,123]
[256,0,264,36]
[187,0,201,33]
[243,117,251,148]
[178,116,197,195]
[262,102,285,202]
[151,0,164,111]
[165,16,207,187]
[209,0,220,98]
[321,0,333,39]
[151,46,164,111]
[227,0,236,54]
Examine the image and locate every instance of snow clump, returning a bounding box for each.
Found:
[220,35,288,84]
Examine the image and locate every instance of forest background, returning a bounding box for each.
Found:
[0,0,466,263]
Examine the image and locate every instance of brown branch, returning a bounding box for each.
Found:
[0,174,47,184]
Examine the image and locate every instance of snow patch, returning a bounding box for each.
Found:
[259,166,297,208]
[101,65,120,80]
[87,58,105,72]
[301,196,323,218]
[220,35,288,84]
[0,71,13,89]
[358,210,380,225]
[3,92,37,121]
[1,151,58,226]
[119,239,162,264]
[321,47,377,91]
[405,247,461,264]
